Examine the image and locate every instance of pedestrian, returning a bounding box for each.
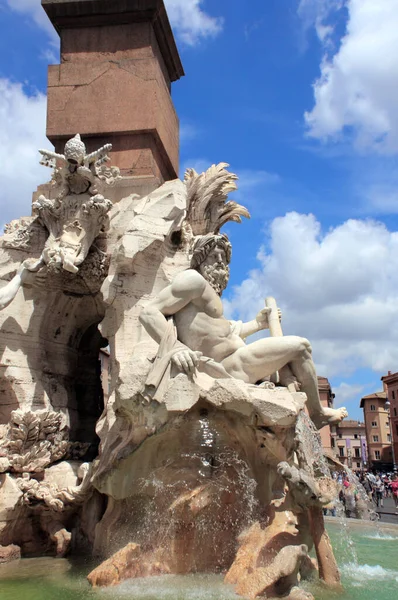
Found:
[391,474,398,514]
[344,484,356,518]
[374,475,384,508]
[363,477,372,501]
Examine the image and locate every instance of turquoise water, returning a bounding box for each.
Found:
[1,524,397,600]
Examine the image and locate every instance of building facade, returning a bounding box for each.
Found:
[317,376,334,454]
[380,371,398,470]
[331,420,367,470]
[360,391,393,471]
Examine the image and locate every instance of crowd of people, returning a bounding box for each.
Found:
[357,471,398,511]
[323,470,398,519]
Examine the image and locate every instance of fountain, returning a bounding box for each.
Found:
[0,2,397,600]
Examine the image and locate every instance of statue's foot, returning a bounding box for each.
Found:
[312,407,348,430]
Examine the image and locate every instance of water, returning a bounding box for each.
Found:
[1,523,397,600]
[305,522,398,600]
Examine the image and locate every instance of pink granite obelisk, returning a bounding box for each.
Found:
[42,0,184,186]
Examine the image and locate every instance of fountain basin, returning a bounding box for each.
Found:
[1,521,397,600]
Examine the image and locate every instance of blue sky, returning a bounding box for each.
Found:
[1,0,398,419]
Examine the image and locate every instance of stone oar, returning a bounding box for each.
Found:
[265,296,342,589]
[265,296,297,393]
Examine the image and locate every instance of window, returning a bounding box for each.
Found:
[370,404,376,411]
[372,421,377,427]
[394,408,397,417]
[339,447,344,457]
[331,438,335,448]
[354,448,360,458]
[338,433,342,439]
[354,434,358,439]
[392,390,396,400]
[356,462,360,468]
[387,434,391,442]
[373,435,379,442]
[375,450,381,460]
[396,424,398,436]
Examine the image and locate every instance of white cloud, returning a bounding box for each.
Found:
[298,0,343,45]
[332,382,366,409]
[6,0,223,47]
[225,212,398,379]
[0,79,50,228]
[304,0,398,153]
[6,0,57,42]
[165,0,223,45]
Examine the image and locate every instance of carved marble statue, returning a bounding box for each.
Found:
[0,148,345,599]
[140,232,348,430]
[32,133,114,274]
[0,134,118,311]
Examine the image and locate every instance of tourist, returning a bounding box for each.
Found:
[362,477,373,501]
[374,475,384,508]
[391,474,398,514]
[344,484,356,518]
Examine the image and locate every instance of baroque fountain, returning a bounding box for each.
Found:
[0,2,396,600]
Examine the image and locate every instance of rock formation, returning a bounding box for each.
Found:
[0,2,346,598]
[0,136,345,596]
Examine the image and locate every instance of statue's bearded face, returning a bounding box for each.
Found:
[198,245,230,295]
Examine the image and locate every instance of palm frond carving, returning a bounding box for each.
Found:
[184,163,250,235]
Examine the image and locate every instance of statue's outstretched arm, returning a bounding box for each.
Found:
[0,265,29,311]
[234,306,283,340]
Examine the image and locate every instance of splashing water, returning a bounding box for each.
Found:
[113,409,260,572]
[294,412,362,564]
[340,563,398,586]
[364,532,397,540]
[295,412,331,478]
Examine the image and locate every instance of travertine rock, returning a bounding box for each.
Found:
[0,142,342,598]
[87,543,169,587]
[17,461,92,512]
[225,497,317,599]
[0,544,21,563]
[0,409,68,473]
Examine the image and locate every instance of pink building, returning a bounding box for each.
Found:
[380,371,398,470]
[331,420,367,470]
[317,376,334,454]
[360,391,393,471]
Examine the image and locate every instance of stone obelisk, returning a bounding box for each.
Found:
[42,0,184,189]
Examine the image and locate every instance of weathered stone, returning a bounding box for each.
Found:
[87,542,169,587]
[287,587,315,600]
[0,4,345,595]
[43,0,184,181]
[225,496,315,600]
[0,544,21,563]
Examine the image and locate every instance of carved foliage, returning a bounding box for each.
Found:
[184,163,250,236]
[0,410,68,473]
[2,218,47,252]
[17,463,93,512]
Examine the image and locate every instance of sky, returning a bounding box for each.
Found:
[1,0,398,420]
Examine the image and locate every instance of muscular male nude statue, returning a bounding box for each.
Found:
[140,233,347,429]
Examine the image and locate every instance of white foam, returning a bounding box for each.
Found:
[99,574,239,599]
[364,533,398,541]
[341,562,398,585]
